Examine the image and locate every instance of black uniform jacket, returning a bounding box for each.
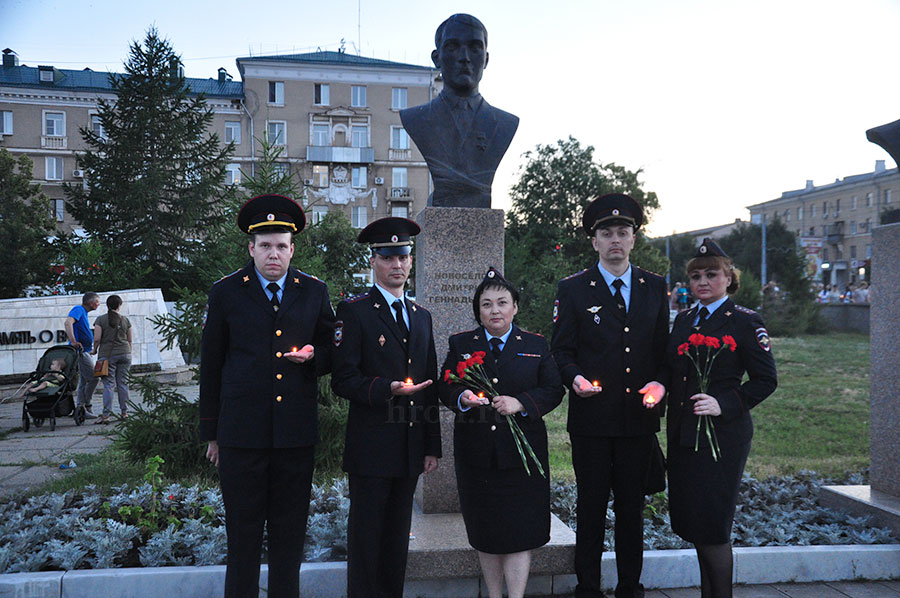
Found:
[199,262,335,448]
[331,287,442,478]
[663,299,777,449]
[439,326,564,470]
[551,265,669,437]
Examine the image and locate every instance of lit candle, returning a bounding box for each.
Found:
[404,378,413,386]
[592,380,600,388]
[291,347,299,353]
[646,394,656,405]
[477,391,485,398]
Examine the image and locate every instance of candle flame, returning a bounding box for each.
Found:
[477,391,485,398]
[646,395,656,404]
[405,378,413,385]
[592,381,600,388]
[291,347,299,353]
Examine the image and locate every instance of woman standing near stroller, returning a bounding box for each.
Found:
[92,295,133,423]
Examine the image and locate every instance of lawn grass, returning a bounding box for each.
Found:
[31,448,145,497]
[544,331,870,482]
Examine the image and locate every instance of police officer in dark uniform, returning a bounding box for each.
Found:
[200,194,335,598]
[664,238,777,598]
[331,217,442,598]
[551,194,669,598]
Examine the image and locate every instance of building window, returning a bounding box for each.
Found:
[351,125,368,148]
[352,206,368,228]
[314,83,330,106]
[52,199,65,222]
[392,167,408,189]
[351,86,367,108]
[850,221,857,235]
[851,195,857,210]
[867,245,872,258]
[391,127,410,149]
[823,248,829,261]
[89,114,106,139]
[797,207,803,221]
[835,199,840,216]
[0,110,11,135]
[886,189,893,204]
[312,124,330,146]
[866,192,872,207]
[267,121,286,146]
[865,218,871,232]
[822,201,827,217]
[808,227,815,236]
[352,166,367,189]
[225,121,241,144]
[392,87,408,110]
[225,164,241,185]
[784,209,790,222]
[273,162,290,177]
[44,111,65,136]
[45,157,64,180]
[850,245,857,259]
[810,204,815,218]
[312,165,329,187]
[391,204,409,218]
[311,205,328,224]
[269,81,284,105]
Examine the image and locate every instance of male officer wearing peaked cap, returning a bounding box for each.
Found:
[331,217,441,598]
[551,193,669,598]
[200,194,335,598]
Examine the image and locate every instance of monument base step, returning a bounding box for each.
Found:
[820,484,900,535]
[406,509,575,581]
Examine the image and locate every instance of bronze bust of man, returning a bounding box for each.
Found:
[401,14,519,208]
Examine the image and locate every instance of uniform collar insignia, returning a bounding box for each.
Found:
[411,304,417,312]
[725,311,732,316]
[373,302,380,309]
[294,277,300,284]
[589,280,597,287]
[473,334,480,340]
[242,275,250,283]
[515,335,522,341]
[378,334,386,346]
[639,277,645,284]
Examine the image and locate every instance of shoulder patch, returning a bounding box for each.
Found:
[561,268,590,282]
[553,299,560,323]
[735,304,757,315]
[756,327,771,351]
[333,320,343,347]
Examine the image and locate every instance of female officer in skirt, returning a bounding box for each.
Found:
[664,238,777,598]
[439,268,563,598]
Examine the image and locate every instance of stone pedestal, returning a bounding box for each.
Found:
[413,207,505,513]
[822,222,900,524]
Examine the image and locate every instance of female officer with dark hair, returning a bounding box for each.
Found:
[664,238,777,598]
[439,267,563,598]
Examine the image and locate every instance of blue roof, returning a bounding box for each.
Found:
[0,65,244,98]
[236,50,432,72]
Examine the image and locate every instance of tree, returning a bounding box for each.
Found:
[0,150,56,298]
[650,232,698,286]
[505,137,668,336]
[63,27,233,296]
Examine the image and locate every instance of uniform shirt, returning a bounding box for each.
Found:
[67,304,93,347]
[692,296,728,326]
[373,283,409,329]
[597,263,633,311]
[255,269,287,304]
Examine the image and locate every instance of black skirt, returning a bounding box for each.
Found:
[667,439,751,545]
[455,457,550,554]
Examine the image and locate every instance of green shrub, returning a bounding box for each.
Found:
[314,375,347,483]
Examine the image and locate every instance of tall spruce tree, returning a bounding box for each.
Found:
[0,150,56,298]
[64,27,232,296]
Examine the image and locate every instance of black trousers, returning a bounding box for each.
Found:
[570,434,652,598]
[346,474,419,598]
[218,445,315,598]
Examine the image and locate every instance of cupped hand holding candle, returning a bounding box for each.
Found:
[391,378,433,395]
[572,375,602,398]
[639,381,666,408]
[285,344,315,363]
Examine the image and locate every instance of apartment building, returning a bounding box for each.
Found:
[747,160,900,287]
[0,47,438,237]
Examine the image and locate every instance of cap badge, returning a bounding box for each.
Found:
[700,245,708,254]
[391,235,398,243]
[487,271,495,278]
[267,213,275,221]
[612,209,620,216]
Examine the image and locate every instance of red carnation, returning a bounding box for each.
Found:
[677,343,690,356]
[470,351,486,365]
[722,335,737,352]
[443,369,452,383]
[688,333,706,346]
[456,361,467,378]
[704,336,721,349]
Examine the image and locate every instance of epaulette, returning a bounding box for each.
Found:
[635,266,665,280]
[561,268,590,282]
[212,269,241,286]
[734,304,757,315]
[408,300,429,314]
[515,327,544,339]
[296,270,321,282]
[345,292,371,304]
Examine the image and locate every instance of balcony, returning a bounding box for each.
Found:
[306,146,374,164]
[41,136,67,149]
[825,221,844,244]
[390,187,414,201]
[389,148,411,161]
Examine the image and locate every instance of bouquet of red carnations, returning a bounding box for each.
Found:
[444,351,545,477]
[676,333,737,461]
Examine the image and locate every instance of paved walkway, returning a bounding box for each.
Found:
[644,580,900,597]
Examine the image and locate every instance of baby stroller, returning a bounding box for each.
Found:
[17,344,84,431]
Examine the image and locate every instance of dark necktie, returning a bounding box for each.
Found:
[696,306,709,328]
[267,282,280,311]
[612,278,626,313]
[392,300,409,344]
[490,337,503,362]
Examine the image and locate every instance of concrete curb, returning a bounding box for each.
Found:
[0,545,897,598]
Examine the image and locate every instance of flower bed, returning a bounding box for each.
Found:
[0,471,894,573]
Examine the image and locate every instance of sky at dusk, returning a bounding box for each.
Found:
[4,0,900,236]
